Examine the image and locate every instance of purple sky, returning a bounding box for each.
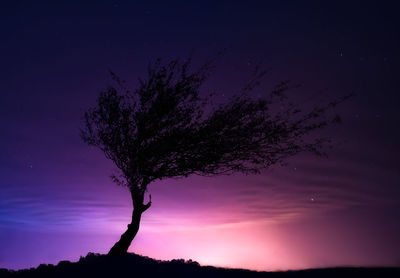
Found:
[1,1,399,271]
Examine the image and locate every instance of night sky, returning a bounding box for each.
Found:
[1,1,400,271]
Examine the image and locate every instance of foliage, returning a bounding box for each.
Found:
[81,58,351,196]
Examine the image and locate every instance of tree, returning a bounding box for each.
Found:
[80,57,351,255]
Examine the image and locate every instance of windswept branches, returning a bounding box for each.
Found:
[81,57,351,193]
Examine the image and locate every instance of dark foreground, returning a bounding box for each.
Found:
[1,253,399,278]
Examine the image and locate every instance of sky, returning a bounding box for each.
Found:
[1,0,400,271]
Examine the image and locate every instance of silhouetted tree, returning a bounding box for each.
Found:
[81,57,351,255]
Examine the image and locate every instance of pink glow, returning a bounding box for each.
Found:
[2,153,399,270]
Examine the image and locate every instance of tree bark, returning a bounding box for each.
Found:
[108,190,151,255]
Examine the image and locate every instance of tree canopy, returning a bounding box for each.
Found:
[81,58,350,194]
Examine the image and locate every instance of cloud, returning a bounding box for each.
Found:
[0,186,129,232]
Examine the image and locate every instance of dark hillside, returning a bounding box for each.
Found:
[1,253,399,278]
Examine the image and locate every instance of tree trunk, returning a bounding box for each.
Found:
[108,190,151,255]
